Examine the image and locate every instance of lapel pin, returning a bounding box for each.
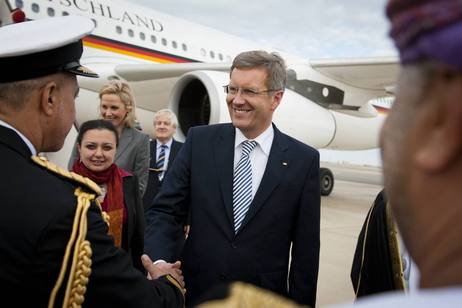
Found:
[282,161,288,166]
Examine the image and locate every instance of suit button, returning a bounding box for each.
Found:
[231,243,237,249]
[219,274,226,280]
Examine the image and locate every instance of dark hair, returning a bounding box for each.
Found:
[77,119,119,146]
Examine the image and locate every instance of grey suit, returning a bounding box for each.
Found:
[69,126,150,196]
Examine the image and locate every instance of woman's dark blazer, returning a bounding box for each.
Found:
[122,174,145,272]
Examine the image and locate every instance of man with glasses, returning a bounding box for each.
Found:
[145,50,320,307]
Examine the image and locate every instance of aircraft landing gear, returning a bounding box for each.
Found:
[320,167,334,196]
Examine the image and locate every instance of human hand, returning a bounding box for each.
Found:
[184,225,190,239]
[141,254,185,289]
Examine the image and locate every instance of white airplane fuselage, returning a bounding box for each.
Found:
[2,0,393,172]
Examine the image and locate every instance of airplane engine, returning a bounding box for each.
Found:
[168,70,231,140]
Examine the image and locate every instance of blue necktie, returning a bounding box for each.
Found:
[233,140,258,232]
[156,144,167,179]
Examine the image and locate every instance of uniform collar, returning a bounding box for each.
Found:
[0,119,37,155]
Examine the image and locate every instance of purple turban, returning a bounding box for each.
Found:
[387,0,462,70]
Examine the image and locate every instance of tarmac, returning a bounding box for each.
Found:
[316,163,383,307]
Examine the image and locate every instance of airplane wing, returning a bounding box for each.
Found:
[310,56,399,92]
[116,57,400,91]
[82,48,400,154]
[115,62,230,81]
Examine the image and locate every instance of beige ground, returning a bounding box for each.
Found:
[316,164,383,307]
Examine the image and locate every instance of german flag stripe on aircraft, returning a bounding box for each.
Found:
[83,34,198,64]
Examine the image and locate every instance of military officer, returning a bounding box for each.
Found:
[0,15,184,307]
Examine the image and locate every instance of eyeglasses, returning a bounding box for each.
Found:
[223,85,280,98]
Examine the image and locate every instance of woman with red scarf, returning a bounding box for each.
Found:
[72,119,145,272]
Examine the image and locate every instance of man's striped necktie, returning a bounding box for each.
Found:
[233,140,258,233]
[156,144,167,179]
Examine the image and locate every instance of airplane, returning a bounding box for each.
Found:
[0,0,398,196]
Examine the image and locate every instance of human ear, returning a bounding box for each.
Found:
[415,76,462,172]
[271,91,284,110]
[39,81,59,117]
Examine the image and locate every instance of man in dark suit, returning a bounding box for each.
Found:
[347,0,462,306]
[0,16,184,307]
[143,109,183,211]
[145,50,320,307]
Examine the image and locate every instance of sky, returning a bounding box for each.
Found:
[127,0,396,166]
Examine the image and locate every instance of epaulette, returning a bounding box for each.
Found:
[31,155,101,196]
[198,282,303,308]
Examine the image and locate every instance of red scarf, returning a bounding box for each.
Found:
[72,160,127,247]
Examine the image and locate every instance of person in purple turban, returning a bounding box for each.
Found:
[345,1,462,306]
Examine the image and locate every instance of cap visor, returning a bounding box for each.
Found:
[66,64,99,78]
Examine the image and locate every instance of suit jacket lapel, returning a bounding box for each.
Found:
[239,126,289,232]
[214,125,235,229]
[149,139,157,168]
[123,177,134,242]
[167,139,180,169]
[116,127,132,161]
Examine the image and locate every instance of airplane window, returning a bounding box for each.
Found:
[140,32,146,40]
[128,29,134,37]
[200,48,206,56]
[91,18,97,27]
[62,11,69,16]
[172,41,178,49]
[116,26,122,34]
[31,3,39,13]
[151,35,157,43]
[161,38,167,46]
[218,53,223,61]
[47,7,55,17]
[182,43,187,51]
[15,0,24,9]
[210,51,215,58]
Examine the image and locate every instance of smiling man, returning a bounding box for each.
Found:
[143,109,183,211]
[144,50,321,307]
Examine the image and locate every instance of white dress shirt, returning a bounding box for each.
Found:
[234,125,274,199]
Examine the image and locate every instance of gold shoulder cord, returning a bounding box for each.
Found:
[31,156,101,195]
[30,156,108,308]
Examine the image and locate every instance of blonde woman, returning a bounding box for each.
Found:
[69,80,149,196]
